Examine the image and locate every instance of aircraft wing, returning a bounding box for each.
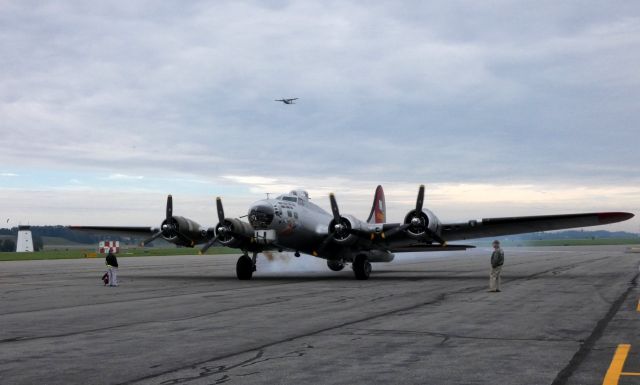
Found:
[388,244,475,252]
[68,226,156,238]
[440,212,634,241]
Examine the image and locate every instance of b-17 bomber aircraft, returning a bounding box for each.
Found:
[275,97,298,104]
[70,185,634,280]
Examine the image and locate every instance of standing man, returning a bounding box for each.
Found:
[105,250,119,287]
[489,240,504,292]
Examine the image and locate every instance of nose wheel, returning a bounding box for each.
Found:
[236,252,257,280]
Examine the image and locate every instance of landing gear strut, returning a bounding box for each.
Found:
[352,254,371,280]
[327,260,345,271]
[236,252,257,280]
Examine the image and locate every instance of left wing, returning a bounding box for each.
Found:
[389,244,475,252]
[316,186,634,256]
[440,212,634,241]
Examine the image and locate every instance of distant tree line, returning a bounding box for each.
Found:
[0,226,138,249]
[0,239,16,252]
[0,234,44,251]
[510,230,637,240]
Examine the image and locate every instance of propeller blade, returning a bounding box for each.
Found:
[141,231,163,246]
[216,197,225,223]
[315,230,336,256]
[174,231,194,247]
[329,193,341,223]
[415,185,425,212]
[200,235,219,254]
[166,195,173,220]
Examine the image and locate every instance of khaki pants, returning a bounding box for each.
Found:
[489,265,502,291]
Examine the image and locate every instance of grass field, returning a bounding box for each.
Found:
[472,238,640,247]
[0,247,237,262]
[1,238,639,261]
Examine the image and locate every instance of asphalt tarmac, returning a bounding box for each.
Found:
[1,246,639,385]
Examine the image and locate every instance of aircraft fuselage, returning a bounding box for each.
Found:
[244,190,392,262]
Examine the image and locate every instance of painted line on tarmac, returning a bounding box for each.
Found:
[603,344,640,384]
[552,272,639,385]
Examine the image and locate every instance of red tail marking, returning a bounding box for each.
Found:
[368,185,386,224]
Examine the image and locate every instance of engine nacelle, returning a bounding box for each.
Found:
[160,215,206,246]
[403,209,441,240]
[216,218,254,248]
[327,214,366,246]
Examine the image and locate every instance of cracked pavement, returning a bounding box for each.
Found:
[0,246,638,384]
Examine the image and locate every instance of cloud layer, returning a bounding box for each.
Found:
[1,1,639,230]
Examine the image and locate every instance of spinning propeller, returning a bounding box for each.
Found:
[315,193,370,255]
[141,195,193,246]
[383,185,446,244]
[200,197,231,253]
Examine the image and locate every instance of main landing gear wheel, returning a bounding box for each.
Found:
[327,260,345,272]
[236,254,255,280]
[352,254,371,280]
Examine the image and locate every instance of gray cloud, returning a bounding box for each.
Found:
[1,1,639,228]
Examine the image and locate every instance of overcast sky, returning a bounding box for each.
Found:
[1,1,639,232]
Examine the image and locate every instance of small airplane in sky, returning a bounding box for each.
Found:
[70,185,634,280]
[275,98,298,104]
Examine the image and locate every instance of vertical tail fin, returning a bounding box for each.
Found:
[367,185,386,224]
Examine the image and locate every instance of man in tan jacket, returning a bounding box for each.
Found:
[489,240,504,292]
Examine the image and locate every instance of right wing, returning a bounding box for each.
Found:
[68,196,261,252]
[68,226,156,238]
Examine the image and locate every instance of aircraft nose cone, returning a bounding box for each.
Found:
[249,204,275,229]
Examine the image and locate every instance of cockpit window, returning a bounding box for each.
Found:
[282,196,297,202]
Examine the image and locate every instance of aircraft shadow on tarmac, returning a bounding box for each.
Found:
[122,272,596,282]
[126,274,482,282]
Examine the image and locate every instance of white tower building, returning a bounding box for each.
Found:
[16,225,34,252]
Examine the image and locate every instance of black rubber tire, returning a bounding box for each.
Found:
[352,254,371,280]
[327,260,345,272]
[236,255,254,280]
